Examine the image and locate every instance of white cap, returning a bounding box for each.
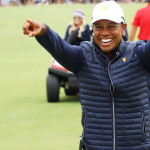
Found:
[91,1,125,24]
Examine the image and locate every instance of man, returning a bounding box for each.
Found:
[129,0,150,42]
[23,1,150,150]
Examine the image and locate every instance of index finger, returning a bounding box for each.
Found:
[26,18,35,26]
[22,21,30,35]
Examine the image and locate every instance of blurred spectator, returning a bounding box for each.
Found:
[20,0,26,4]
[64,9,91,45]
[41,0,49,5]
[33,0,41,4]
[129,0,150,42]
[1,0,10,6]
[10,0,18,5]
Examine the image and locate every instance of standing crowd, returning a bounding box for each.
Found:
[0,0,148,6]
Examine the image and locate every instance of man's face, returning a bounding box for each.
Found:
[93,20,126,53]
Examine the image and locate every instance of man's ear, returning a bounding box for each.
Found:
[121,23,127,34]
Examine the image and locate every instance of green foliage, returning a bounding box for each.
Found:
[0,3,146,150]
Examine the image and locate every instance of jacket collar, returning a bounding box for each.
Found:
[117,38,126,57]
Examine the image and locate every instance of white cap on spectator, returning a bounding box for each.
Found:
[91,1,125,24]
[73,9,84,19]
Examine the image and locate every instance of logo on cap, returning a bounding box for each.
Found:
[102,6,108,10]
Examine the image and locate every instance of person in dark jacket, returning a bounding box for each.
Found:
[23,1,150,150]
[64,9,91,45]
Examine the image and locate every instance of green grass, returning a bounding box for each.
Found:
[0,3,147,150]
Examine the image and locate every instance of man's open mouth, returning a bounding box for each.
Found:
[101,39,113,43]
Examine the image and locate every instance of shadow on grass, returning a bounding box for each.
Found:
[60,94,80,103]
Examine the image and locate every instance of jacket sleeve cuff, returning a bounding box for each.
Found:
[35,24,50,40]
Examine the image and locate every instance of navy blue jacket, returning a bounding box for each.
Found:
[36,26,150,150]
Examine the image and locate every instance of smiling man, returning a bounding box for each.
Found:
[91,2,126,60]
[93,19,126,59]
[23,1,150,150]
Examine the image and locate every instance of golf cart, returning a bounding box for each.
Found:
[46,58,79,102]
[46,29,81,102]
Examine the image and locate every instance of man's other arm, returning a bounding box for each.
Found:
[136,40,150,72]
[23,19,83,73]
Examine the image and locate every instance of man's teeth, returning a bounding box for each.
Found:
[101,39,112,43]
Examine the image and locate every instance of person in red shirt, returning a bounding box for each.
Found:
[129,0,150,42]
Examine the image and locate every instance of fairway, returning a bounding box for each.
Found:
[0,3,147,150]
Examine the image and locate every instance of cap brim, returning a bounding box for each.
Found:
[91,17,123,25]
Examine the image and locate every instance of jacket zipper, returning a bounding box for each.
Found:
[107,52,119,150]
[82,111,87,138]
[93,48,119,150]
[108,62,115,150]
[142,110,146,141]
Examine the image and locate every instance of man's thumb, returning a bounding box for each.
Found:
[29,32,34,37]
[29,31,37,37]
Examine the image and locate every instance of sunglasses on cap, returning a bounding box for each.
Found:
[73,16,82,19]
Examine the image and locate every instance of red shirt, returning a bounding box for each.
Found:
[132,3,150,40]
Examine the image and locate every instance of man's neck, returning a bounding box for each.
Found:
[107,52,116,60]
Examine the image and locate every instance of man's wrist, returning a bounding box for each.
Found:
[37,24,46,36]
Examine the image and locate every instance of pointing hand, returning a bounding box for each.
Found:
[23,19,46,37]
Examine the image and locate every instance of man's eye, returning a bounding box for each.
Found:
[109,26,116,29]
[95,26,102,29]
